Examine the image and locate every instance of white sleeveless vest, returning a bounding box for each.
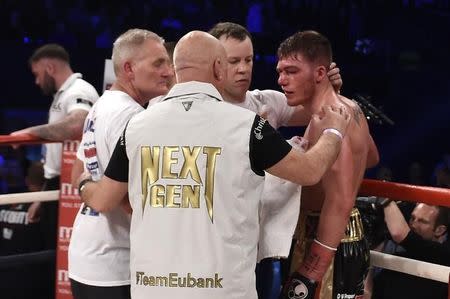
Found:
[125,82,264,299]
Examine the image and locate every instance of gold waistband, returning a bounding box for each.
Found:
[341,208,364,242]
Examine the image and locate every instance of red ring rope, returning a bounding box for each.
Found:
[360,179,450,207]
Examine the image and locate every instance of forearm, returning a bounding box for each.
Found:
[267,132,341,186]
[28,110,88,141]
[383,201,410,243]
[71,158,84,187]
[316,195,354,247]
[80,176,128,213]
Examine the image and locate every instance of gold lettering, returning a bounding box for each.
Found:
[169,273,177,287]
[141,146,160,209]
[143,275,149,286]
[197,278,205,288]
[162,146,179,179]
[181,185,200,208]
[215,273,223,288]
[203,147,221,223]
[136,271,144,284]
[206,277,214,288]
[150,185,165,207]
[149,276,155,286]
[166,185,181,208]
[156,276,168,287]
[180,146,202,183]
[187,272,196,287]
[178,276,186,287]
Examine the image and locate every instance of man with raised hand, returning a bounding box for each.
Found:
[76,30,350,299]
[277,30,379,299]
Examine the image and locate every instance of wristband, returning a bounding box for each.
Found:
[323,128,343,140]
[380,198,392,208]
[78,176,93,195]
[314,238,338,251]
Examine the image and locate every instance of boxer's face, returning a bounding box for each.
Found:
[31,59,57,96]
[131,39,173,100]
[409,203,440,241]
[277,53,315,107]
[218,36,253,103]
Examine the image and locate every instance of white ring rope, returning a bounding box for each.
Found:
[0,190,59,205]
[0,188,449,285]
[370,250,450,283]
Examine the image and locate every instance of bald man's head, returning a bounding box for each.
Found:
[174,31,228,93]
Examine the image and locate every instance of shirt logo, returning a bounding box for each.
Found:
[182,101,193,111]
[253,117,266,140]
[136,272,223,288]
[141,146,221,223]
[51,102,62,111]
[76,98,93,107]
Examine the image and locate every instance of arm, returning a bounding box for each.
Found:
[266,133,342,186]
[12,109,88,141]
[316,138,355,247]
[328,62,343,93]
[71,158,84,187]
[78,127,130,213]
[267,105,350,185]
[79,175,128,213]
[383,201,410,243]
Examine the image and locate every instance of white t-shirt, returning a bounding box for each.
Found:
[235,89,294,129]
[257,137,305,261]
[104,82,293,299]
[236,89,301,260]
[44,73,98,179]
[68,90,143,286]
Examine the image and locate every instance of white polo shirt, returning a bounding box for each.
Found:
[44,73,98,179]
[68,90,143,286]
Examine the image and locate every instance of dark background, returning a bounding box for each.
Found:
[1,0,449,188]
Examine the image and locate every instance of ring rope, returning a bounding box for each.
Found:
[0,190,59,205]
[1,135,450,291]
[0,134,56,146]
[360,179,450,207]
[370,250,450,283]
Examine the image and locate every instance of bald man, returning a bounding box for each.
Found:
[75,31,350,299]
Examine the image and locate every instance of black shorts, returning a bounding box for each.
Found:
[70,279,131,299]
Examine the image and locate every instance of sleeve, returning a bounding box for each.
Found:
[76,141,85,161]
[249,114,292,175]
[107,106,143,156]
[76,113,91,161]
[104,127,129,182]
[65,85,98,114]
[400,231,450,266]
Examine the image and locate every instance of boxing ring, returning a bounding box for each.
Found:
[0,135,449,299]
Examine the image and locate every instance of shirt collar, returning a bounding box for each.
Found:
[163,81,223,102]
[58,73,82,93]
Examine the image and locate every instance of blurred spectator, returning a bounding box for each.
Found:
[0,161,54,299]
[0,161,46,255]
[367,201,450,299]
